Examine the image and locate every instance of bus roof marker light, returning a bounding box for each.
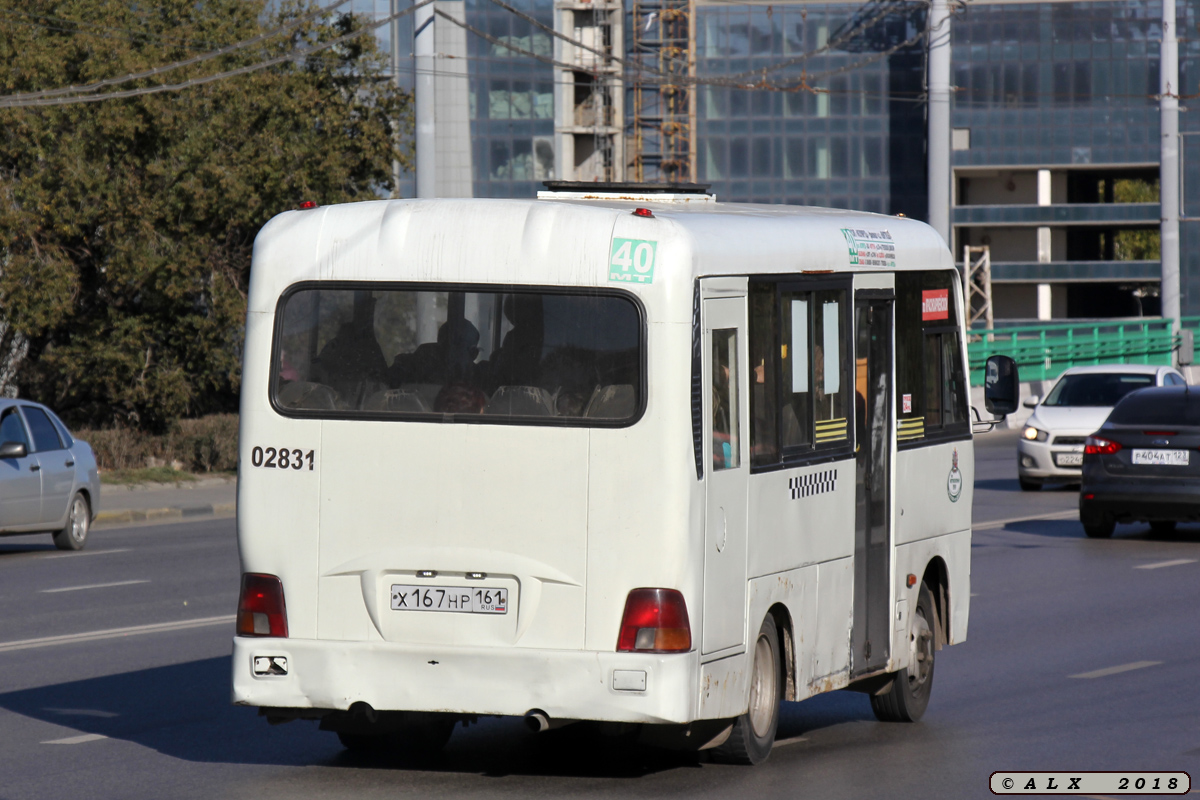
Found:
[617,588,691,653]
[632,207,654,218]
[298,200,318,209]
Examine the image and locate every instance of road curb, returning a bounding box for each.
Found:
[93,502,236,528]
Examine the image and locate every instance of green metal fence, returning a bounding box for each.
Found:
[966,317,1200,385]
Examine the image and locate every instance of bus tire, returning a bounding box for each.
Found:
[870,582,935,723]
[710,617,781,765]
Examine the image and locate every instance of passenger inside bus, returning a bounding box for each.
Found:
[311,293,387,405]
[387,318,482,388]
[485,295,544,392]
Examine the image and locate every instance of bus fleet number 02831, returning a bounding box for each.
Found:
[250,446,315,470]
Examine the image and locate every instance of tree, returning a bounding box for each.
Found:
[0,0,411,430]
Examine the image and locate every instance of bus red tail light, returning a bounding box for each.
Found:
[1084,436,1122,455]
[617,588,691,653]
[237,573,289,637]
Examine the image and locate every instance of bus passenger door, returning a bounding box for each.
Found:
[852,292,893,676]
[702,295,749,656]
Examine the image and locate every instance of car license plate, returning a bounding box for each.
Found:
[1131,449,1191,466]
[390,585,508,614]
[1054,452,1083,467]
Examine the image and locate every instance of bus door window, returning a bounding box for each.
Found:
[712,329,741,471]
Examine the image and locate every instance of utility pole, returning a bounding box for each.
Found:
[391,0,402,197]
[414,0,436,198]
[926,0,951,248]
[1161,0,1181,328]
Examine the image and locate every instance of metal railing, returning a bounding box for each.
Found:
[966,317,1200,384]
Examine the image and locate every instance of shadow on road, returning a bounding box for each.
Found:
[0,656,881,777]
[974,478,1078,493]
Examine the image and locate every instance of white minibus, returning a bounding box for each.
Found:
[232,185,1016,764]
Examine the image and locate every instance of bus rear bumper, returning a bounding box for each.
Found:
[231,636,699,724]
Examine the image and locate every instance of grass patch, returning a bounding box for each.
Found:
[100,467,198,485]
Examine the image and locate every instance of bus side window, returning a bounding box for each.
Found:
[749,284,779,466]
[812,290,849,444]
[780,293,812,448]
[712,329,741,471]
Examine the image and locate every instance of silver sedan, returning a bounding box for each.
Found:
[0,400,100,550]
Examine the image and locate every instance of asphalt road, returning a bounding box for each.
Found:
[1,431,1197,799]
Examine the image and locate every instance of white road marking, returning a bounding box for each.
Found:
[774,736,809,747]
[1135,559,1197,570]
[42,733,108,745]
[1069,661,1162,680]
[41,580,150,594]
[45,548,130,559]
[0,615,235,653]
[973,510,1078,531]
[45,708,119,718]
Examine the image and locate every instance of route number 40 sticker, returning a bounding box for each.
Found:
[609,238,657,285]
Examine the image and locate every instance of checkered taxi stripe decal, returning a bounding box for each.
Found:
[789,469,838,500]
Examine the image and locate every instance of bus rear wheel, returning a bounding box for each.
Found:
[870,582,935,723]
[711,617,781,765]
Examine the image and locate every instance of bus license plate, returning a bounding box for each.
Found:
[390,585,508,614]
[1054,452,1083,467]
[1132,449,1191,466]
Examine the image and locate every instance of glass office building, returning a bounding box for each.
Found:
[365,0,1198,318]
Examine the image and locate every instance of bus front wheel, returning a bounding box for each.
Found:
[870,582,935,723]
[711,617,781,765]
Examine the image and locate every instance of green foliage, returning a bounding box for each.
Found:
[78,412,239,472]
[1112,179,1161,261]
[0,0,411,430]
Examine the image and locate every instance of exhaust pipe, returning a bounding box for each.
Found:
[524,709,550,733]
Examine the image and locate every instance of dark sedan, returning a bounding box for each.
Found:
[1079,385,1200,538]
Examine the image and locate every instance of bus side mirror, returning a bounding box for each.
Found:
[984,355,1019,417]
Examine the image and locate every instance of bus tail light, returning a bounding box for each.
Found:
[1084,436,1122,455]
[237,573,289,637]
[617,588,691,653]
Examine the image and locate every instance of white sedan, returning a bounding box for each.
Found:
[1017,364,1187,491]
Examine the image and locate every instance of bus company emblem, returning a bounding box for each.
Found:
[609,238,657,284]
[947,448,963,502]
[790,469,838,500]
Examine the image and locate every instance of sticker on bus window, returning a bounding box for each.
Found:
[902,394,912,413]
[609,238,657,284]
[922,289,950,321]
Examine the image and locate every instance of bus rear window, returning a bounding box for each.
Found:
[271,285,643,424]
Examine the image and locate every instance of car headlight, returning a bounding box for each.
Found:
[1022,426,1049,442]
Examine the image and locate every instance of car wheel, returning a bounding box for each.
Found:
[871,582,936,723]
[1082,517,1115,539]
[1149,520,1177,535]
[1018,477,1041,492]
[52,492,90,551]
[710,617,781,765]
